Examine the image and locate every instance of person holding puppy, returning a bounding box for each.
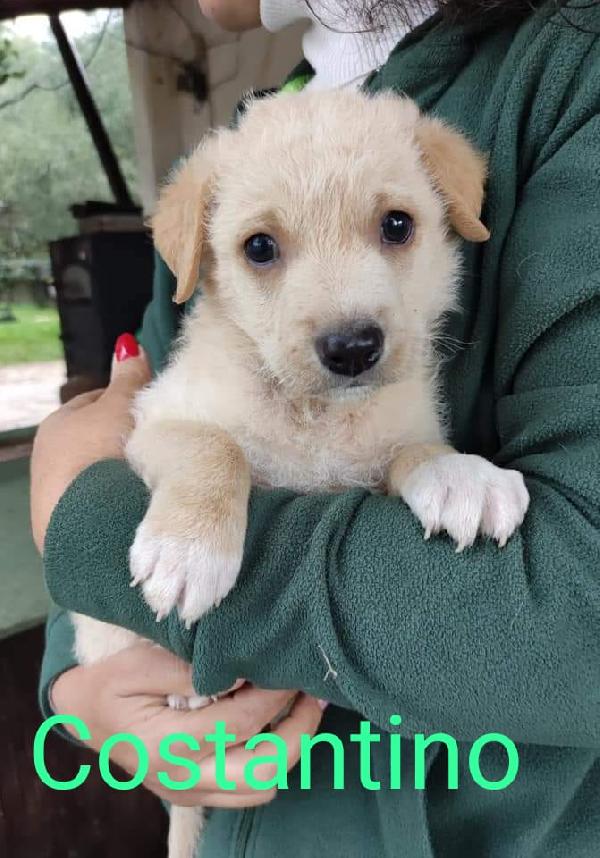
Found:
[32,2,600,857]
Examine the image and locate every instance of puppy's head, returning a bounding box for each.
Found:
[153,90,489,400]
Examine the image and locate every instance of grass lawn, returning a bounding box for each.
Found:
[0,303,62,365]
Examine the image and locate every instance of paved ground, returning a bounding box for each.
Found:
[0,361,64,432]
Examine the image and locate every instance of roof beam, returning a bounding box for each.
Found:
[49,12,135,208]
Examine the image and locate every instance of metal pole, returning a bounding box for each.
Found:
[49,13,135,209]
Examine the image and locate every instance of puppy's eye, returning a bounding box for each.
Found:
[380,211,414,245]
[244,233,279,266]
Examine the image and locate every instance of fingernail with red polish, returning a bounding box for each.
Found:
[114,333,139,362]
[317,699,329,711]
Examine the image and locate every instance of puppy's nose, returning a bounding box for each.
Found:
[316,324,384,377]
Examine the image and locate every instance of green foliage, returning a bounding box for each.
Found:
[0,303,62,365]
[0,26,24,86]
[0,13,139,260]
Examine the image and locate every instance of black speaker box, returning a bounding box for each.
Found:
[50,230,154,386]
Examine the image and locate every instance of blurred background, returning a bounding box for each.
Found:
[0,2,302,854]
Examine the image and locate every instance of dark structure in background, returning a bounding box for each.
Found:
[50,212,153,399]
[46,12,153,399]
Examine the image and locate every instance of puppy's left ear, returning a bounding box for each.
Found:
[152,135,219,304]
[415,117,490,243]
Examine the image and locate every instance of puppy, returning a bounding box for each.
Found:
[74,90,529,857]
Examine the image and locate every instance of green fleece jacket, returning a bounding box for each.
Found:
[40,6,600,857]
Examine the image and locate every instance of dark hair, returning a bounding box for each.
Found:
[438,0,541,21]
[305,0,596,27]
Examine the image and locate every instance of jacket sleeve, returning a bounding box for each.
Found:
[43,100,600,749]
[39,608,77,721]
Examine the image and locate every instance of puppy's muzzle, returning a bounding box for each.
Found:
[315,324,384,378]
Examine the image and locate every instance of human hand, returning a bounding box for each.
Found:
[31,334,150,553]
[51,643,324,806]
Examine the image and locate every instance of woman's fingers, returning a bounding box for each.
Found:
[167,788,278,809]
[175,684,298,744]
[267,692,324,769]
[197,693,323,790]
[52,648,320,810]
[126,686,307,788]
[111,692,311,805]
[108,335,152,398]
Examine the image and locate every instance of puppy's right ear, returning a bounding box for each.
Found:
[152,136,218,304]
[415,117,490,243]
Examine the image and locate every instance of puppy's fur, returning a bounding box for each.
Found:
[73,90,529,858]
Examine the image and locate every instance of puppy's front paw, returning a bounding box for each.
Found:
[400,453,529,550]
[130,518,244,626]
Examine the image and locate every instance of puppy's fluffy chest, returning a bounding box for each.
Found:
[138,311,443,494]
[234,384,437,492]
[237,400,392,492]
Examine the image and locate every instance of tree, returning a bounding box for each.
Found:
[0,13,139,260]
[0,25,24,85]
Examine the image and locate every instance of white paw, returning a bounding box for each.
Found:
[129,520,243,626]
[167,693,212,711]
[400,453,529,551]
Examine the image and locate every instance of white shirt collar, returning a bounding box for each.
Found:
[260,0,431,90]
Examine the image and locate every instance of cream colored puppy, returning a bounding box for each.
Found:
[74,90,529,858]
[128,90,528,625]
